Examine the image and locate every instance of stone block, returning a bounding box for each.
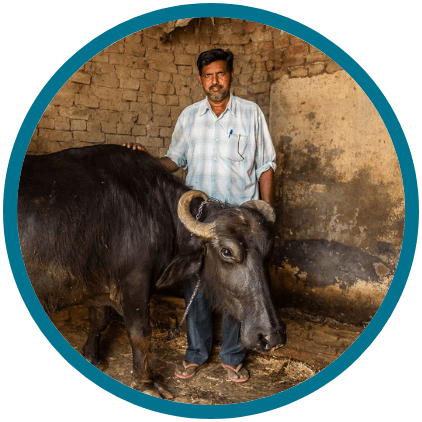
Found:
[117,123,134,135]
[152,104,170,116]
[307,52,330,64]
[71,120,87,131]
[51,91,75,107]
[92,74,120,89]
[178,65,193,75]
[87,121,101,132]
[125,43,146,56]
[54,117,70,131]
[122,90,137,102]
[58,107,90,120]
[38,117,55,129]
[105,134,134,144]
[91,53,109,63]
[174,54,196,66]
[145,49,174,63]
[290,67,308,78]
[39,129,73,142]
[70,72,91,85]
[150,61,178,73]
[152,93,166,105]
[308,63,326,77]
[119,77,140,90]
[73,131,105,143]
[158,72,171,82]
[75,94,100,109]
[326,62,343,74]
[104,41,125,54]
[166,95,179,106]
[101,122,117,134]
[132,125,147,136]
[155,82,175,95]
[152,115,172,127]
[248,82,271,94]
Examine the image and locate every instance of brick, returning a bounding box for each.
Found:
[71,120,87,131]
[326,61,343,74]
[108,100,130,112]
[158,72,171,82]
[75,94,100,108]
[245,22,263,33]
[274,37,290,49]
[120,111,140,123]
[248,82,271,94]
[125,32,142,44]
[43,104,59,117]
[185,44,199,55]
[147,126,160,137]
[166,95,179,106]
[307,52,330,64]
[250,29,273,43]
[54,117,70,130]
[73,131,105,143]
[145,70,158,81]
[38,117,55,129]
[139,137,164,148]
[254,61,267,72]
[152,93,166,105]
[233,86,248,97]
[137,92,151,103]
[71,71,91,85]
[117,123,134,134]
[153,104,170,116]
[115,66,131,79]
[173,74,188,87]
[104,41,125,54]
[131,69,145,79]
[252,72,268,83]
[288,44,309,57]
[92,74,120,88]
[122,90,137,101]
[152,115,172,127]
[119,77,140,90]
[101,122,117,134]
[51,91,75,107]
[39,129,73,142]
[219,34,250,45]
[178,65,193,75]
[58,107,90,120]
[91,109,120,123]
[150,61,178,73]
[108,53,126,66]
[175,85,191,96]
[92,53,109,63]
[238,74,253,85]
[139,80,154,94]
[106,134,134,144]
[290,67,308,78]
[145,49,174,63]
[179,96,193,109]
[132,125,147,136]
[130,102,152,113]
[143,36,158,49]
[159,127,173,138]
[308,62,326,76]
[87,122,101,132]
[290,35,308,46]
[155,82,175,95]
[125,43,145,56]
[174,54,196,66]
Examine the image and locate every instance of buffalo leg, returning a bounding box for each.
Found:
[82,306,110,371]
[121,274,173,399]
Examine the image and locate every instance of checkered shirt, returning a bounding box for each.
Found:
[165,95,276,205]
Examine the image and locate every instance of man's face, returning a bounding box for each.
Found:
[198,60,234,103]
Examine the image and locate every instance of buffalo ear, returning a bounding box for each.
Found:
[242,200,276,223]
[156,242,205,289]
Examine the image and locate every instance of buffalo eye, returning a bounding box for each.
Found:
[221,248,233,260]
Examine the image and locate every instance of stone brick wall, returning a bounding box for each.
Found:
[28,17,341,156]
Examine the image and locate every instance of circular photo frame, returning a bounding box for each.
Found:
[3,3,418,419]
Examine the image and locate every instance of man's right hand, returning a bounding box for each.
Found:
[122,143,147,151]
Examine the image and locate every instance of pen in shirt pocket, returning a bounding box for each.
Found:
[228,129,233,138]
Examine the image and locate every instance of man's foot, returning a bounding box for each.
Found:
[175,360,204,379]
[221,363,250,383]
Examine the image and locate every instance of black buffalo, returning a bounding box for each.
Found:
[17,144,286,397]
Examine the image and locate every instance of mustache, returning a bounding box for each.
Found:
[210,84,223,90]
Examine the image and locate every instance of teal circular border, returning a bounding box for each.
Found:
[3,3,419,419]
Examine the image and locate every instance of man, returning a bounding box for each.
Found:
[126,48,276,382]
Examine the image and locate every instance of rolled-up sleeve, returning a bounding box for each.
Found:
[255,109,276,179]
[165,114,188,170]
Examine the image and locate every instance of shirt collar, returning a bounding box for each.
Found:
[198,94,236,117]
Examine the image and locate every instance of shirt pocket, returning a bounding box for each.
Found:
[219,134,248,162]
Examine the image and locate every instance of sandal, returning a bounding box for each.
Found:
[175,360,204,379]
[221,362,250,383]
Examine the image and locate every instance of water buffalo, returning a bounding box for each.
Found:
[17,144,286,398]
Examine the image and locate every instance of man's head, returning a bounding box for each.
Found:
[197,49,235,103]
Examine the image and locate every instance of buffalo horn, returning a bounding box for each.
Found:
[178,190,216,239]
[242,200,276,223]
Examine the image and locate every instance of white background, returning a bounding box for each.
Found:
[1,1,420,420]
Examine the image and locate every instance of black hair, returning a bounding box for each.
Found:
[197,49,234,76]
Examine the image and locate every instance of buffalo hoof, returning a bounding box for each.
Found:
[131,379,174,400]
[82,353,109,372]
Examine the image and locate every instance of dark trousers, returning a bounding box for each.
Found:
[184,280,246,366]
